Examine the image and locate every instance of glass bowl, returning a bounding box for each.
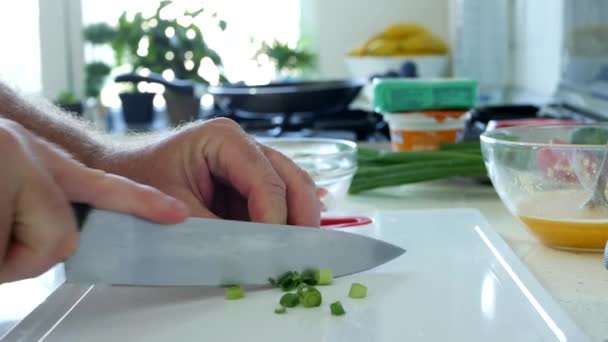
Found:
[258,137,357,199]
[481,124,608,251]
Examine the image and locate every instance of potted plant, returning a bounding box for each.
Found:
[255,39,317,81]
[56,91,83,115]
[82,23,115,129]
[83,23,114,100]
[112,1,228,126]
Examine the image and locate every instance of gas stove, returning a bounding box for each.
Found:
[203,108,390,142]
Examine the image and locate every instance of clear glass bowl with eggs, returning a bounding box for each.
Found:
[481,124,608,251]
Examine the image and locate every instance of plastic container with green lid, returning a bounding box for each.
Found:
[373,78,478,112]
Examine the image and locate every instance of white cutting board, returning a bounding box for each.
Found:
[3,209,589,341]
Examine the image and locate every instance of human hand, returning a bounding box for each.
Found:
[0,119,188,283]
[100,118,322,227]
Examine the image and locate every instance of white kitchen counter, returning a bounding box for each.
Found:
[1,177,607,340]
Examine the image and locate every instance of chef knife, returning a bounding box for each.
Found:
[64,204,405,286]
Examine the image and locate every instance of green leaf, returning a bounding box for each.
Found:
[187,8,204,18]
[219,20,227,31]
[83,23,117,44]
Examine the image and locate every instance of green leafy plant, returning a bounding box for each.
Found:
[112,0,227,84]
[56,91,79,104]
[83,22,115,98]
[256,39,316,77]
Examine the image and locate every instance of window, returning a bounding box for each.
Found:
[0,0,42,94]
[81,0,301,107]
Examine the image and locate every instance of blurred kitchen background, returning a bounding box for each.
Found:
[0,0,606,141]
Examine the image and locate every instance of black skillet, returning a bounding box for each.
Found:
[115,73,366,114]
[206,79,366,114]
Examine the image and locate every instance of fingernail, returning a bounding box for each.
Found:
[320,201,328,212]
[166,197,189,217]
[263,210,287,225]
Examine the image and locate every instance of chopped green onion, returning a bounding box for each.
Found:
[279,293,300,308]
[348,283,367,299]
[275,271,302,291]
[314,268,333,285]
[299,286,322,308]
[274,307,287,314]
[330,301,346,316]
[225,286,244,300]
[301,269,318,285]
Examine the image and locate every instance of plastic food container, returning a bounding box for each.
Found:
[383,110,467,151]
[372,78,477,113]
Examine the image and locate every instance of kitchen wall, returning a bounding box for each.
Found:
[508,0,563,100]
[301,0,449,79]
[302,0,564,104]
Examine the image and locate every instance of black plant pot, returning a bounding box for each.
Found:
[164,90,200,126]
[119,92,155,125]
[57,102,84,116]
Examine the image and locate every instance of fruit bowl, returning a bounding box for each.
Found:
[345,55,449,80]
[480,124,608,251]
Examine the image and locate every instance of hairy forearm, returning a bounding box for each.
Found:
[0,81,109,166]
[0,81,175,168]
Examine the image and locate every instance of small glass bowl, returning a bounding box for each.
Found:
[258,137,357,198]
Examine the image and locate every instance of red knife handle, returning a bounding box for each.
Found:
[320,216,372,229]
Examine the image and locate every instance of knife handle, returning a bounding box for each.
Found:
[71,202,92,231]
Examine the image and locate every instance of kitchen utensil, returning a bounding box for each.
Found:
[115,73,201,97]
[460,104,540,142]
[5,209,590,342]
[207,79,365,114]
[64,204,404,286]
[605,241,608,270]
[582,149,608,209]
[320,216,372,228]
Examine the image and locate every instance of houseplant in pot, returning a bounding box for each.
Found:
[112,1,228,126]
[83,23,114,101]
[111,12,158,126]
[82,23,114,130]
[55,91,83,115]
[255,39,316,81]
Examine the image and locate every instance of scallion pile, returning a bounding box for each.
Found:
[349,141,486,194]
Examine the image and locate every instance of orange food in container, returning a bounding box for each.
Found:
[382,110,467,151]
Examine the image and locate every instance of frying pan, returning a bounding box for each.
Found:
[115,73,366,115]
[207,79,366,114]
[115,73,200,96]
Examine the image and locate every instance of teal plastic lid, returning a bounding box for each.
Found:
[373,78,478,113]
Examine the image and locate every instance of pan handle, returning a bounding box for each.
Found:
[115,73,197,96]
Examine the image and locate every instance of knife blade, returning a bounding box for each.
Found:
[64,204,405,286]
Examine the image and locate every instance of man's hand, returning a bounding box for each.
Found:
[98,118,322,227]
[0,119,188,284]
